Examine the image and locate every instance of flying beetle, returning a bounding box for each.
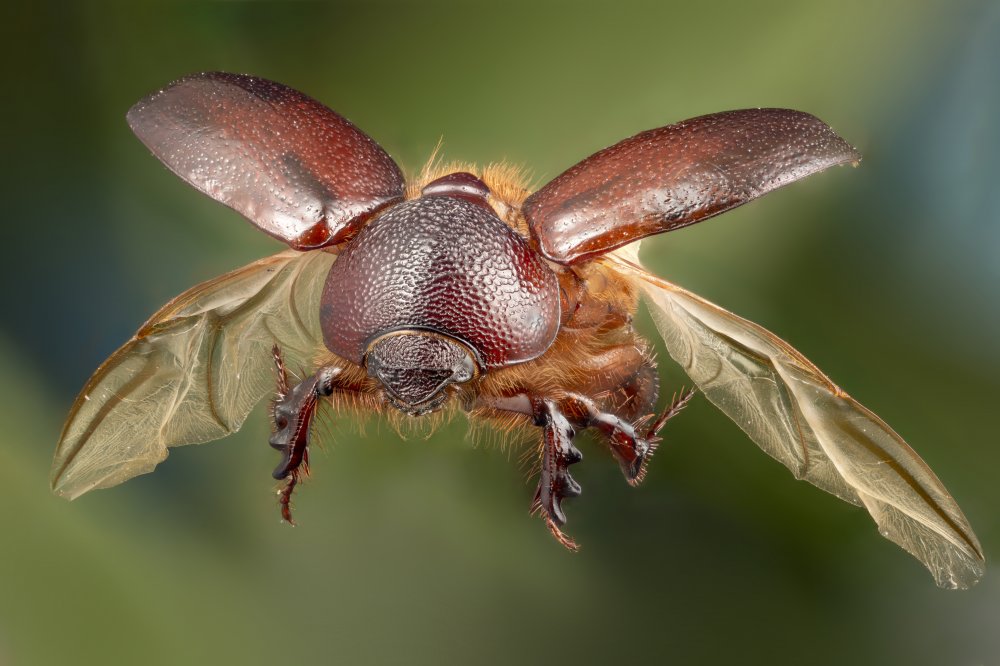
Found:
[52,72,984,589]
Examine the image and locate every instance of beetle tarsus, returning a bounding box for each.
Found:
[538,513,580,552]
[278,466,304,525]
[631,386,697,485]
[647,386,697,438]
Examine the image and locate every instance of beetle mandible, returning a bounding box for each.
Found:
[52,72,984,588]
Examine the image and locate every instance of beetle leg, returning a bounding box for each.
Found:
[470,394,584,549]
[530,398,584,551]
[564,387,695,486]
[471,388,692,549]
[269,345,340,525]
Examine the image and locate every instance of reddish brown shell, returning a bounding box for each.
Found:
[523,108,860,264]
[127,72,405,250]
[320,194,560,368]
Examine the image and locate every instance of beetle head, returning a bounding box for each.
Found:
[366,331,477,415]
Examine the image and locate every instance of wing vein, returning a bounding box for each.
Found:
[51,250,337,498]
[602,253,984,589]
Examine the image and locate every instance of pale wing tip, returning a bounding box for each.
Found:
[50,479,87,501]
[933,557,985,591]
[945,540,986,590]
[875,517,986,590]
[50,451,167,501]
[50,452,79,499]
[50,463,98,500]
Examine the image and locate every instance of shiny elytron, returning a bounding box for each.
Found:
[52,73,983,588]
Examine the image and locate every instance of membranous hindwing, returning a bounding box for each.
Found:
[52,250,336,498]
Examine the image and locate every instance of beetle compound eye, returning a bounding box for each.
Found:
[452,356,475,383]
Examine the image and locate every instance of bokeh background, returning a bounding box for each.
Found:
[3,1,999,664]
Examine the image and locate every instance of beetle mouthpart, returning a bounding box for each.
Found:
[385,391,449,417]
[366,332,477,415]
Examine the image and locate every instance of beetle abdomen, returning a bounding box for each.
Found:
[320,194,560,368]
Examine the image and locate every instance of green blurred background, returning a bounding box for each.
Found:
[3,1,998,664]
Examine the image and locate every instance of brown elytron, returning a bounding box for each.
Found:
[53,73,984,589]
[126,72,405,249]
[522,108,865,263]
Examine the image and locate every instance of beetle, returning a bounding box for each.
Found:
[52,72,983,588]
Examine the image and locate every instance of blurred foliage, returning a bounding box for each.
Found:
[2,1,998,664]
